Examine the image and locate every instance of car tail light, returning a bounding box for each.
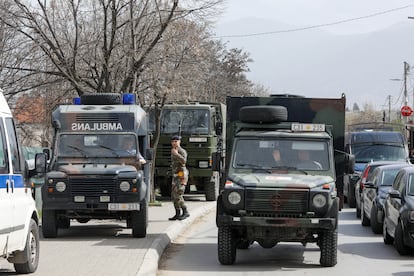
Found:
[360,166,371,190]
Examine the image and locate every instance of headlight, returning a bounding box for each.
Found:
[312,194,327,208]
[228,191,241,205]
[120,181,131,192]
[55,181,66,192]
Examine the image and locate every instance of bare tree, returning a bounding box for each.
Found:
[0,0,261,203]
[0,0,223,96]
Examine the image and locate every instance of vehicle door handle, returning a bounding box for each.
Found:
[10,179,14,193]
[5,179,9,193]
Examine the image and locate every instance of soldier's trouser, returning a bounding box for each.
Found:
[171,176,187,209]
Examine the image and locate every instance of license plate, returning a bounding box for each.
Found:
[108,203,140,211]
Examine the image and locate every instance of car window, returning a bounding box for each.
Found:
[367,165,379,180]
[408,174,414,195]
[393,171,404,190]
[5,118,22,173]
[0,120,7,174]
[371,169,380,185]
[397,173,407,194]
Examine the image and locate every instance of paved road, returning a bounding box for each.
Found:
[0,195,215,276]
[158,206,414,276]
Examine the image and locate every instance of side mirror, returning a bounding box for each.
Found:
[35,153,47,175]
[215,122,223,136]
[43,148,51,161]
[388,189,401,199]
[364,181,375,189]
[212,152,221,171]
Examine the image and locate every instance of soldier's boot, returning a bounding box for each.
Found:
[178,207,190,220]
[168,208,181,221]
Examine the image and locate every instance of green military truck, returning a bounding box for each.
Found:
[154,102,226,201]
[214,94,354,267]
[41,93,152,238]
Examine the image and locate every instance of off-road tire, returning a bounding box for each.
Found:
[42,209,58,238]
[80,93,122,105]
[319,229,338,267]
[383,221,394,245]
[12,219,40,274]
[361,201,370,226]
[205,180,218,201]
[218,226,236,265]
[395,221,410,255]
[370,205,382,234]
[130,203,147,238]
[239,106,287,123]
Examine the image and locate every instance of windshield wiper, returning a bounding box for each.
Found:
[67,145,88,157]
[97,145,120,157]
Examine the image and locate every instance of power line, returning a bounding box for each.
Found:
[214,4,414,38]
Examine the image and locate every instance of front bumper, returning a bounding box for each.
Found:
[217,214,336,231]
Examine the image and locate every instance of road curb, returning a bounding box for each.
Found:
[136,201,216,276]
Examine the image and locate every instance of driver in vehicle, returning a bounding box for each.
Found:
[121,137,146,165]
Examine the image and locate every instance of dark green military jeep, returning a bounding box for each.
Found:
[214,96,354,267]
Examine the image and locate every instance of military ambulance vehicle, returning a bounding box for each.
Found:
[41,93,151,238]
[0,90,40,273]
[154,102,225,201]
[214,94,353,267]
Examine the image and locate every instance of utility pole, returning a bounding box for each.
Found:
[404,61,409,106]
[404,61,410,124]
[388,95,392,122]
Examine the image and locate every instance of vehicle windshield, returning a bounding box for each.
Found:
[353,144,406,163]
[232,139,330,171]
[57,133,139,158]
[160,108,210,135]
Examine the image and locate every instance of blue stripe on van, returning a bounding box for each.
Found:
[11,174,24,188]
[0,174,24,189]
[0,174,8,189]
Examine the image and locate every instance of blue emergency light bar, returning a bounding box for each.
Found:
[73,97,81,105]
[122,93,136,105]
[72,93,136,105]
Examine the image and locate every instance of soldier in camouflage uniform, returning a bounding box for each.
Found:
[168,135,190,221]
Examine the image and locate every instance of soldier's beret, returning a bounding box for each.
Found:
[171,135,181,141]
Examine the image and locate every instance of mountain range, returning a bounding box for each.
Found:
[213,17,414,111]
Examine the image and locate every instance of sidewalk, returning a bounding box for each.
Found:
[137,200,216,276]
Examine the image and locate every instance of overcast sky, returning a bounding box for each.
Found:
[216,0,414,35]
[213,0,414,110]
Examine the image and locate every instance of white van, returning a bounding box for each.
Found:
[0,90,39,273]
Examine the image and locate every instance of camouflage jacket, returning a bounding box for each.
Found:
[171,146,187,173]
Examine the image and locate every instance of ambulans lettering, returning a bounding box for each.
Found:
[71,122,123,131]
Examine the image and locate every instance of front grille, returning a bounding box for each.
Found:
[245,188,309,214]
[69,176,117,196]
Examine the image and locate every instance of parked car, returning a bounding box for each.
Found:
[355,161,408,218]
[360,163,411,233]
[344,128,409,208]
[383,166,414,255]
